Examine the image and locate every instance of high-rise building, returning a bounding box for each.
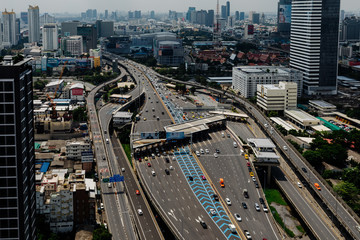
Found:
[290,0,340,95]
[61,21,80,37]
[240,12,245,20]
[235,11,240,21]
[221,5,227,19]
[2,10,17,47]
[186,7,196,21]
[226,1,230,18]
[340,10,345,21]
[277,0,292,37]
[77,24,97,53]
[341,17,360,41]
[42,24,58,51]
[96,20,114,38]
[40,13,55,26]
[61,35,83,56]
[20,12,28,24]
[92,9,97,20]
[128,11,134,19]
[150,10,155,19]
[15,18,20,44]
[135,10,141,19]
[28,5,40,43]
[249,11,260,24]
[228,16,235,27]
[0,58,36,240]
[105,10,108,20]
[206,10,214,27]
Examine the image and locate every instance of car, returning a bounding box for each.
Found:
[314,183,321,190]
[106,138,109,144]
[121,168,125,172]
[234,213,242,222]
[196,151,200,156]
[151,170,156,176]
[201,175,206,180]
[297,182,302,188]
[233,142,238,148]
[255,182,259,188]
[205,149,209,154]
[144,157,148,161]
[213,194,219,201]
[147,162,151,167]
[210,209,216,216]
[259,198,265,204]
[244,230,252,239]
[169,166,174,170]
[225,198,231,205]
[252,176,256,182]
[244,154,249,160]
[136,190,140,195]
[302,167,307,173]
[189,176,193,181]
[104,222,107,229]
[283,145,288,151]
[145,109,148,112]
[137,209,143,215]
[165,169,170,175]
[157,153,160,157]
[172,156,176,161]
[100,203,104,210]
[200,220,207,229]
[263,204,269,212]
[200,149,204,154]
[143,118,147,121]
[104,130,107,134]
[255,203,261,211]
[138,157,142,162]
[151,153,155,159]
[103,156,106,160]
[248,167,252,172]
[108,183,112,188]
[247,162,251,167]
[214,153,218,158]
[216,149,220,153]
[250,172,254,177]
[242,202,248,209]
[165,158,170,163]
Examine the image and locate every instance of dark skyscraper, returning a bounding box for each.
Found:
[226,1,230,18]
[77,24,97,53]
[105,10,108,20]
[277,0,292,37]
[0,58,36,240]
[235,11,240,21]
[221,5,227,19]
[290,0,340,95]
[341,17,360,41]
[150,10,155,19]
[207,10,215,27]
[240,12,245,20]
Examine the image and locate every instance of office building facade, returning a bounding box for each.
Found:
[0,58,36,240]
[232,66,303,98]
[257,82,298,111]
[277,0,292,37]
[61,21,80,37]
[42,24,58,51]
[2,10,17,47]
[61,36,83,57]
[226,1,230,18]
[96,20,114,38]
[341,17,360,41]
[290,0,340,95]
[28,5,40,43]
[77,24,97,53]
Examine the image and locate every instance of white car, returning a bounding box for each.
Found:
[234,213,242,222]
[225,198,231,206]
[244,230,252,239]
[121,168,125,172]
[210,209,216,216]
[100,203,104,210]
[263,205,269,212]
[137,209,143,215]
[254,203,260,211]
[252,176,256,182]
[172,156,176,161]
[196,151,200,156]
[205,149,209,154]
[200,149,205,154]
[169,166,174,170]
[108,183,112,188]
[151,170,156,176]
[214,153,218,158]
[297,182,302,188]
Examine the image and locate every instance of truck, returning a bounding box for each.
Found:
[228,224,236,233]
[243,189,249,198]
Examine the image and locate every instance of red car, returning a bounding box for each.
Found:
[201,175,206,180]
[138,158,142,162]
[147,163,151,167]
[136,190,140,195]
[246,162,250,167]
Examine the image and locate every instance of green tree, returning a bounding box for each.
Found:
[303,150,322,167]
[343,167,360,188]
[34,80,49,91]
[72,107,87,122]
[93,225,112,240]
[103,93,109,102]
[130,84,135,90]
[334,181,359,202]
[268,111,279,117]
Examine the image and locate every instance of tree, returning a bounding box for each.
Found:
[268,111,278,117]
[93,225,112,240]
[334,181,359,202]
[103,93,109,102]
[190,86,196,94]
[343,167,360,188]
[34,80,49,91]
[72,107,87,122]
[124,85,129,93]
[303,150,322,167]
[130,84,135,90]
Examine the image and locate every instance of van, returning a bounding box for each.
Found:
[233,142,237,148]
[220,178,225,188]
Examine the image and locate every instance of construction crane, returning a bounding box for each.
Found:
[46,62,67,119]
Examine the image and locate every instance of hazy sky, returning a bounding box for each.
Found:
[4,0,359,14]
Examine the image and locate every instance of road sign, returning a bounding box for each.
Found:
[114,174,124,182]
[109,177,115,182]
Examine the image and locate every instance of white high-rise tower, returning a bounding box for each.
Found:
[28,5,40,43]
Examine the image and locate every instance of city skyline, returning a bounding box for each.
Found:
[2,0,358,14]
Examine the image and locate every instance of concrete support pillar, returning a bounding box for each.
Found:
[267,165,272,185]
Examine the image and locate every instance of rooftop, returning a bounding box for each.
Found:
[113,111,133,118]
[285,109,319,122]
[247,138,276,149]
[309,100,336,109]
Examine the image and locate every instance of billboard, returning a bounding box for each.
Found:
[279,5,291,24]
[166,132,185,140]
[72,88,83,96]
[140,132,160,139]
